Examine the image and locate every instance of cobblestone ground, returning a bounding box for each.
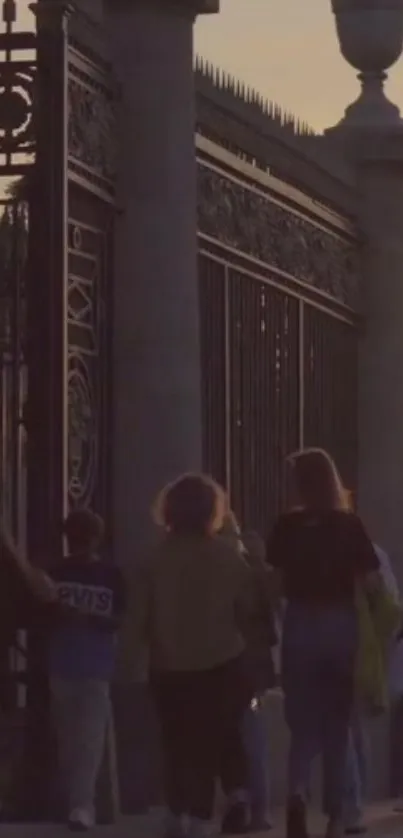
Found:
[1,804,403,838]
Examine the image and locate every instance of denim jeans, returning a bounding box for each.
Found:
[282,603,356,820]
[343,715,369,825]
[51,677,110,815]
[242,698,270,819]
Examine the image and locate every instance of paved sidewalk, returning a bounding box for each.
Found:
[1,803,402,837]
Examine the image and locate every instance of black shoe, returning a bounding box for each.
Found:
[249,817,273,833]
[221,802,249,834]
[286,795,308,838]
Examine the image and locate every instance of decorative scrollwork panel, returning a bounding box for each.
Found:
[0,62,35,165]
[67,214,109,514]
[197,163,361,310]
[0,197,28,539]
[0,1,36,175]
[68,47,117,200]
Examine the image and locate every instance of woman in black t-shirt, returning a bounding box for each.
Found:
[267,449,379,838]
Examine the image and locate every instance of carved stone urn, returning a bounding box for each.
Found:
[331,0,403,126]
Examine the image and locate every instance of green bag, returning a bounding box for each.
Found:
[354,581,402,714]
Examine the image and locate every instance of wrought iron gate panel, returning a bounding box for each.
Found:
[0,198,27,543]
[0,0,37,803]
[303,305,358,490]
[67,187,113,522]
[0,1,35,545]
[198,253,227,489]
[66,33,116,533]
[0,1,116,815]
[197,139,361,529]
[228,269,299,533]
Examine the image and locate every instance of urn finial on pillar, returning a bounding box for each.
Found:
[331,0,403,127]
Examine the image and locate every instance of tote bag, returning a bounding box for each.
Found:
[388,638,403,701]
[354,581,402,714]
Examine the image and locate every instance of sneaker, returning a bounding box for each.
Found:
[325,820,344,838]
[249,815,273,833]
[286,795,308,838]
[344,822,368,835]
[68,806,95,832]
[221,802,249,834]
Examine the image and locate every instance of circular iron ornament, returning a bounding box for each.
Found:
[0,67,34,152]
[68,355,97,507]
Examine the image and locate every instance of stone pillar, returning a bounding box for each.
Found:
[328,0,403,581]
[328,0,403,804]
[357,145,403,584]
[105,0,219,812]
[107,0,208,563]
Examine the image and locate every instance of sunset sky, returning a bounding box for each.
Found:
[11,0,403,133]
[195,0,403,131]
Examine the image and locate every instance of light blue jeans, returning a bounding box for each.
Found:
[51,677,110,814]
[282,604,357,820]
[343,715,369,825]
[242,698,270,819]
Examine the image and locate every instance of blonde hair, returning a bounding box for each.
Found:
[222,507,241,537]
[288,448,349,512]
[219,506,245,553]
[153,473,226,535]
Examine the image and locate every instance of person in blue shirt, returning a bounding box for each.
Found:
[48,509,126,833]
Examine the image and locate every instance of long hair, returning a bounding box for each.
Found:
[153,473,226,535]
[219,504,245,553]
[288,448,349,512]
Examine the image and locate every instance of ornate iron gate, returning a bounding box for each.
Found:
[0,0,34,553]
[0,1,115,818]
[0,3,114,570]
[0,196,28,548]
[197,135,360,534]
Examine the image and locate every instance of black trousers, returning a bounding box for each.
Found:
[151,656,249,820]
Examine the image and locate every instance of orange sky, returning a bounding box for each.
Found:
[12,0,403,133]
[195,0,403,131]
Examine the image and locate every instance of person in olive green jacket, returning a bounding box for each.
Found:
[133,474,260,838]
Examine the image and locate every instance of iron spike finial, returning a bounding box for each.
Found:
[3,0,16,24]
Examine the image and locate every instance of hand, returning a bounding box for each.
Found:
[242,531,266,567]
[26,568,58,602]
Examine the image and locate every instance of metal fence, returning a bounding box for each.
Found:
[197,135,360,535]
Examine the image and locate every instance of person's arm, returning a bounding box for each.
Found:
[77,568,127,632]
[233,549,257,630]
[0,525,56,602]
[265,515,289,602]
[350,515,381,593]
[374,545,400,602]
[242,530,279,631]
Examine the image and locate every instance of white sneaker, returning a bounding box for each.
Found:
[68,806,95,832]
